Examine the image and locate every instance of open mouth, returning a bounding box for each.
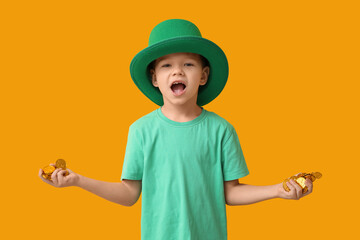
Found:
[171,82,187,96]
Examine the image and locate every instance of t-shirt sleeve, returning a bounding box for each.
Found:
[222,126,249,181]
[120,124,144,181]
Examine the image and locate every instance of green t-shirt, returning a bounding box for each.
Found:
[121,107,249,240]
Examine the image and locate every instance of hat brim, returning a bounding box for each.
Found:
[130,36,229,106]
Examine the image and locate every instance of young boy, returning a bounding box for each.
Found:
[39,19,314,240]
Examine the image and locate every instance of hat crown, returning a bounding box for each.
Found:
[148,19,202,46]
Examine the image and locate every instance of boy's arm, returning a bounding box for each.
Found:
[224,178,313,206]
[39,167,142,207]
[77,175,142,207]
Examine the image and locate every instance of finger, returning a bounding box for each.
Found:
[57,169,67,182]
[38,169,47,181]
[51,168,61,185]
[39,168,46,180]
[290,179,302,197]
[303,178,313,196]
[289,179,302,199]
[285,181,296,198]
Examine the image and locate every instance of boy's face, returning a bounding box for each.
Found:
[150,52,209,107]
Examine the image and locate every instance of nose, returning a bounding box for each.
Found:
[172,64,184,76]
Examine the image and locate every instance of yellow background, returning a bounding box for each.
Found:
[1,0,359,239]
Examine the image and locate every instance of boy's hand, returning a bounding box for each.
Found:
[276,176,313,200]
[39,163,80,188]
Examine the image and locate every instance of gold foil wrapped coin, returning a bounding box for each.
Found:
[56,159,66,170]
[41,159,69,180]
[43,165,55,175]
[283,172,322,193]
[42,173,51,180]
[312,172,322,179]
[295,177,306,189]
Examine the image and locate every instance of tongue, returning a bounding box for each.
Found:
[171,84,185,94]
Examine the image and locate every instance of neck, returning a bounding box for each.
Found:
[160,104,203,122]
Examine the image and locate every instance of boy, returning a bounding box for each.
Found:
[39,19,313,239]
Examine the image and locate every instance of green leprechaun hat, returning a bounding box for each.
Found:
[130,19,229,106]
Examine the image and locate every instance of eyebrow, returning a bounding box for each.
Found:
[156,56,165,62]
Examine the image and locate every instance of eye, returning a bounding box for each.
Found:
[184,63,194,67]
[161,64,171,68]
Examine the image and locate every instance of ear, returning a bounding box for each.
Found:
[199,66,209,86]
[150,69,158,87]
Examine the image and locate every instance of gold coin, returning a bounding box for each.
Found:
[297,173,305,178]
[56,159,66,170]
[295,177,306,189]
[41,160,70,181]
[43,165,55,175]
[308,174,316,182]
[42,173,52,180]
[312,172,322,179]
[290,176,297,181]
[283,172,322,193]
